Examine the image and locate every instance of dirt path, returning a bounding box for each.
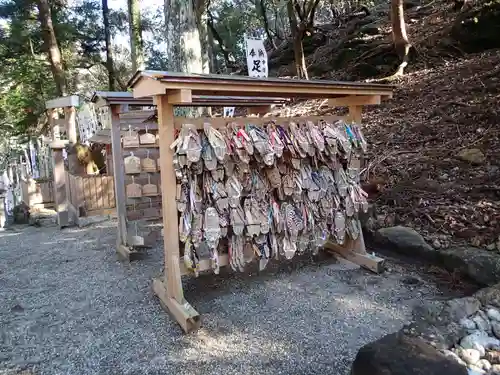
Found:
[0,221,468,375]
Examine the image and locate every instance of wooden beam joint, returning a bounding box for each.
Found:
[167,89,192,104]
[328,95,381,107]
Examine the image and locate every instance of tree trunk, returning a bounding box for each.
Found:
[164,0,204,74]
[207,24,218,73]
[127,0,144,73]
[287,0,308,79]
[390,0,411,76]
[256,0,277,49]
[195,3,210,74]
[102,0,115,90]
[36,0,67,96]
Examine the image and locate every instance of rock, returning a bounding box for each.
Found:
[458,348,481,365]
[492,321,500,339]
[374,226,437,261]
[473,313,491,332]
[487,243,497,251]
[442,349,467,366]
[433,239,442,249]
[360,23,382,35]
[492,364,500,374]
[438,247,500,286]
[488,308,500,322]
[461,331,500,354]
[12,202,30,224]
[461,318,478,331]
[409,297,480,349]
[351,332,468,375]
[456,148,486,165]
[485,350,500,364]
[475,285,500,308]
[476,359,492,371]
[446,298,482,322]
[468,364,486,374]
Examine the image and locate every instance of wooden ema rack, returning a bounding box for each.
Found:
[128,71,394,333]
[91,91,290,260]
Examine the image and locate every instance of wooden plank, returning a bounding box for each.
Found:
[173,115,344,130]
[329,95,381,107]
[102,176,110,208]
[45,95,79,109]
[96,176,104,209]
[130,71,394,99]
[152,278,201,334]
[83,177,92,211]
[111,104,129,249]
[117,244,132,261]
[108,177,116,208]
[157,94,184,303]
[77,176,84,212]
[324,240,385,274]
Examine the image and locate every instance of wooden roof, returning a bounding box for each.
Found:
[128,70,394,102]
[91,90,290,108]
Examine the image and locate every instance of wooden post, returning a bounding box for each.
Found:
[65,106,77,145]
[110,104,129,257]
[152,94,201,333]
[51,144,69,227]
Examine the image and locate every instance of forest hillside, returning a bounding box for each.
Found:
[273,0,500,250]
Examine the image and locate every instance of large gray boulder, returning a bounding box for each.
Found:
[351,331,468,375]
[374,226,437,261]
[439,247,500,286]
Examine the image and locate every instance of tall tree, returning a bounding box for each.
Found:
[127,0,144,72]
[256,0,277,49]
[36,0,67,96]
[390,0,411,76]
[164,0,204,73]
[102,0,115,90]
[286,0,320,80]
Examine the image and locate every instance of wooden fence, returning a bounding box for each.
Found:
[67,173,116,216]
[21,178,54,207]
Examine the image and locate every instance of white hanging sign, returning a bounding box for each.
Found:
[30,141,40,178]
[245,38,268,78]
[223,38,269,117]
[223,107,235,118]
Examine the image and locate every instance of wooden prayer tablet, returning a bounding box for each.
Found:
[123,127,139,148]
[126,177,142,198]
[140,131,156,145]
[124,154,141,174]
[143,182,159,196]
[141,156,157,172]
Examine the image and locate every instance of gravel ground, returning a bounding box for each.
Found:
[0,220,454,375]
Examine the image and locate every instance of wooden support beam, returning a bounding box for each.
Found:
[329,95,381,107]
[347,105,363,124]
[110,104,129,256]
[324,240,385,273]
[172,115,344,130]
[156,94,184,303]
[167,89,192,104]
[152,278,201,333]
